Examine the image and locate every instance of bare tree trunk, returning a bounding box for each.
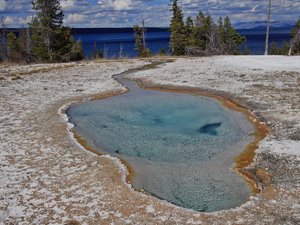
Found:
[265,0,272,55]
[142,17,146,49]
[103,44,109,59]
[288,29,300,56]
[119,43,124,59]
[288,41,293,56]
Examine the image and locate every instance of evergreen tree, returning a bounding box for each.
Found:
[169,0,187,55]
[186,16,195,46]
[30,17,49,61]
[193,12,214,50]
[218,16,224,41]
[269,42,281,55]
[222,17,245,55]
[29,0,77,62]
[133,25,151,57]
[18,28,31,62]
[7,32,21,62]
[281,41,290,55]
[170,7,245,56]
[242,47,251,55]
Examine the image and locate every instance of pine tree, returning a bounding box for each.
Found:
[269,42,280,55]
[193,12,213,50]
[175,9,245,56]
[269,41,290,55]
[218,17,224,40]
[30,17,49,61]
[29,0,76,62]
[186,16,195,46]
[169,0,187,55]
[18,29,31,63]
[7,32,21,62]
[133,25,151,57]
[222,17,245,55]
[281,41,290,55]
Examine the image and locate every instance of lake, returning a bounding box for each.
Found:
[72,27,291,58]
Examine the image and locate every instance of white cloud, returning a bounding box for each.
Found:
[0,0,7,11]
[113,0,132,10]
[60,0,75,10]
[98,0,134,11]
[65,13,87,23]
[1,0,300,28]
[18,16,32,25]
[4,16,14,25]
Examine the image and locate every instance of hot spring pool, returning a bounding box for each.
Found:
[67,76,255,212]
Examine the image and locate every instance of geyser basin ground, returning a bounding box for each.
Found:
[67,75,256,212]
[2,57,299,224]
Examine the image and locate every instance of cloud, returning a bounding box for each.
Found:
[112,0,132,10]
[18,16,32,25]
[1,0,300,28]
[65,13,87,23]
[0,0,7,11]
[97,0,135,11]
[60,0,76,10]
[4,16,14,25]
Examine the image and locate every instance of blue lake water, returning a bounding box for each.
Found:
[72,27,291,58]
[67,75,256,212]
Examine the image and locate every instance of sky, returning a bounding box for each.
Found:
[0,0,299,28]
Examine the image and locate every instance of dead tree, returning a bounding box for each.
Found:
[103,44,109,59]
[142,16,146,49]
[289,29,300,56]
[207,24,224,55]
[119,43,124,59]
[265,0,272,55]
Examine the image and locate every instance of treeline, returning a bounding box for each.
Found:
[133,0,300,57]
[271,19,300,56]
[0,0,84,63]
[133,0,246,57]
[265,19,300,56]
[169,0,246,56]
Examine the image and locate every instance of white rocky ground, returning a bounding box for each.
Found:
[0,56,299,224]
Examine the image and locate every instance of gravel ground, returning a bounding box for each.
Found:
[0,56,299,224]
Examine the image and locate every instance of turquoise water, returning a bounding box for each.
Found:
[67,77,255,212]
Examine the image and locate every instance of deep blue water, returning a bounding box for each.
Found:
[72,28,170,58]
[239,27,291,54]
[72,27,291,58]
[67,75,255,212]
